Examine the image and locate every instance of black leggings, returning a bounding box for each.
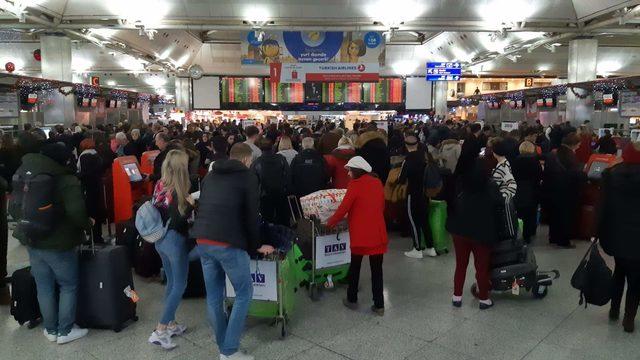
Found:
[347,254,384,309]
[611,257,640,319]
[407,194,432,250]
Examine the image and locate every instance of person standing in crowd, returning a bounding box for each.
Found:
[400,133,436,259]
[575,125,594,167]
[317,123,342,155]
[356,128,390,183]
[147,150,195,350]
[454,123,483,179]
[439,138,462,174]
[243,125,262,161]
[447,159,502,309]
[11,143,93,344]
[276,136,298,165]
[130,129,145,161]
[151,132,174,183]
[196,132,213,169]
[0,175,8,305]
[291,137,328,197]
[208,135,229,171]
[192,143,274,360]
[115,132,136,158]
[599,141,640,333]
[542,133,586,248]
[490,138,518,200]
[77,138,107,243]
[324,136,356,189]
[512,141,542,244]
[596,129,618,155]
[251,139,291,226]
[0,132,20,188]
[327,156,387,315]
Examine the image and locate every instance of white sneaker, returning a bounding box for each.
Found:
[423,248,438,257]
[220,351,255,360]
[167,323,187,337]
[56,325,88,345]
[404,248,424,259]
[148,330,177,350]
[43,330,57,343]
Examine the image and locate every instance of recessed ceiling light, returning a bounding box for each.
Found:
[551,43,562,46]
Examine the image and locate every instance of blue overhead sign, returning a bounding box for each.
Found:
[426,62,462,81]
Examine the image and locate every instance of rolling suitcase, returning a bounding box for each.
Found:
[428,200,451,254]
[115,220,139,265]
[9,267,42,328]
[76,244,138,332]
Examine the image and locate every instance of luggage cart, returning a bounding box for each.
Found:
[288,196,350,301]
[224,251,296,339]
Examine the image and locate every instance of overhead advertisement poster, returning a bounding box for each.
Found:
[242,31,384,83]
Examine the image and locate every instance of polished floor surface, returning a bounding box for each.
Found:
[1,225,637,360]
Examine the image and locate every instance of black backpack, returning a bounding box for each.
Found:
[9,169,58,244]
[255,155,288,195]
[571,240,613,307]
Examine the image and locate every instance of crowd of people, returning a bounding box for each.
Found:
[0,115,639,360]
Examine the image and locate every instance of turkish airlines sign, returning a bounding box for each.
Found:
[270,62,379,83]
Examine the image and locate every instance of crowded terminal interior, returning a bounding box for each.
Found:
[1,1,640,359]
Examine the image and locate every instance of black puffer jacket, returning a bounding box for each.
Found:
[291,149,327,197]
[190,159,260,254]
[598,162,640,261]
[512,154,542,209]
[356,131,390,183]
[446,160,503,246]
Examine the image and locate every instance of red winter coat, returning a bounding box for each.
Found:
[327,174,388,255]
[324,147,356,189]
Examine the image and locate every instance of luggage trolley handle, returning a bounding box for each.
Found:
[80,229,97,256]
[287,195,303,224]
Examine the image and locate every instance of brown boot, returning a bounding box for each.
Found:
[0,286,10,306]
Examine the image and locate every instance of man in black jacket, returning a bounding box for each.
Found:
[454,123,482,179]
[291,137,327,198]
[191,143,273,360]
[150,133,173,183]
[251,139,291,226]
[599,142,640,333]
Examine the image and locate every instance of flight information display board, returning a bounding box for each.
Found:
[362,78,403,103]
[221,77,263,103]
[321,82,362,103]
[264,79,304,103]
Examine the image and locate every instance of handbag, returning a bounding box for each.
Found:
[571,239,613,307]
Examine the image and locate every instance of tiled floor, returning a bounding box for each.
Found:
[1,225,637,360]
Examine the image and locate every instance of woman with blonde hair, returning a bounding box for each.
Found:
[512,141,543,243]
[277,135,298,165]
[148,149,195,350]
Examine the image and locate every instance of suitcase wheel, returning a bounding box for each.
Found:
[133,315,139,322]
[113,324,123,333]
[532,284,548,299]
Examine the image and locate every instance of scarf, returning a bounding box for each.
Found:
[76,149,97,173]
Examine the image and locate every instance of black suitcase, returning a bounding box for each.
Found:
[491,239,526,267]
[183,260,205,298]
[9,267,42,328]
[491,247,538,291]
[135,241,162,278]
[76,245,138,332]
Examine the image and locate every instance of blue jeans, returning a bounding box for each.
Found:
[155,230,189,325]
[198,244,253,356]
[27,247,79,336]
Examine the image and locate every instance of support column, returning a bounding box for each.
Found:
[174,77,192,111]
[566,38,597,125]
[40,33,74,126]
[433,81,448,120]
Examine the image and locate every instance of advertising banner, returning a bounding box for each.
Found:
[226,260,277,301]
[270,62,380,83]
[245,30,384,83]
[315,231,351,269]
[242,31,384,65]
